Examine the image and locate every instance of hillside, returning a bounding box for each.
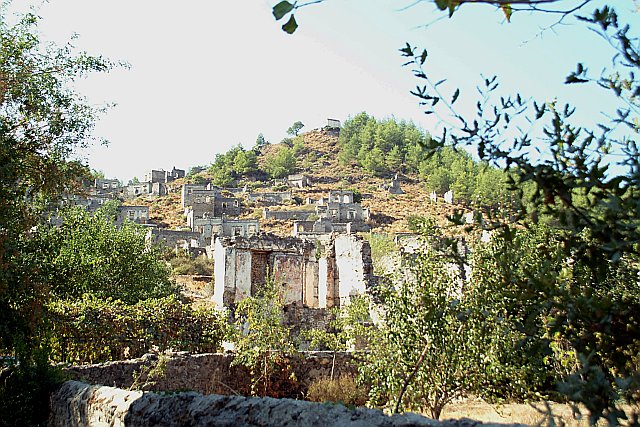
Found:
[134,128,473,237]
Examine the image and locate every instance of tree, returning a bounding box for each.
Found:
[334,225,509,419]
[229,277,296,397]
[271,1,640,424]
[255,133,268,149]
[37,203,178,304]
[0,11,116,426]
[0,11,116,362]
[398,8,640,423]
[264,145,297,179]
[286,120,305,136]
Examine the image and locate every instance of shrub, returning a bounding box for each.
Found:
[44,295,227,364]
[169,255,214,276]
[307,375,368,407]
[0,362,68,427]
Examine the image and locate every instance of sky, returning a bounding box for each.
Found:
[6,0,634,182]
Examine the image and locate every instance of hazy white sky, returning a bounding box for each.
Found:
[7,0,630,181]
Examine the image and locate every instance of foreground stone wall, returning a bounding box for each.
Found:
[65,352,356,397]
[51,380,526,427]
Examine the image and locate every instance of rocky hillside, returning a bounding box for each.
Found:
[134,129,471,236]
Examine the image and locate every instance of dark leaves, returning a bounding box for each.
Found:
[282,15,298,34]
[272,1,295,20]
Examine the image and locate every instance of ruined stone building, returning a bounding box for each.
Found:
[181,184,216,208]
[182,184,242,219]
[247,191,292,205]
[384,174,404,195]
[68,194,113,212]
[262,208,317,221]
[291,218,338,237]
[287,174,310,189]
[146,228,203,251]
[94,178,120,191]
[116,205,149,224]
[124,182,167,198]
[190,217,259,241]
[212,233,373,310]
[315,191,370,232]
[185,195,242,221]
[144,167,185,184]
[326,118,341,130]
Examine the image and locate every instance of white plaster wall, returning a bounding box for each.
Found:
[213,238,230,308]
[235,250,252,300]
[318,258,328,308]
[334,235,367,306]
[273,254,304,305]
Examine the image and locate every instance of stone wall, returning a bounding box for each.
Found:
[51,380,524,427]
[263,208,316,221]
[64,352,356,397]
[248,191,292,204]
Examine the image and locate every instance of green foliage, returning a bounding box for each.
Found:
[229,277,296,397]
[36,205,178,304]
[44,294,227,364]
[306,375,368,407]
[361,233,397,275]
[348,188,363,203]
[0,362,68,427]
[264,145,297,179]
[0,10,116,362]
[291,135,306,156]
[304,296,371,354]
[209,144,258,186]
[338,112,430,177]
[419,145,511,205]
[287,120,305,136]
[338,112,512,204]
[359,245,502,419]
[169,254,215,276]
[255,133,268,150]
[399,5,640,424]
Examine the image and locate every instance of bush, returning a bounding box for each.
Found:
[44,295,227,364]
[307,375,368,407]
[169,255,214,276]
[0,362,67,427]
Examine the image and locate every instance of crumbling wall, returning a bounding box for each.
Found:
[263,208,316,221]
[63,352,356,395]
[248,191,292,204]
[334,235,373,306]
[51,380,526,427]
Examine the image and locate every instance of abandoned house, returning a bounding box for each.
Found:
[384,174,404,194]
[185,194,242,221]
[94,178,120,191]
[116,205,149,224]
[247,191,292,205]
[125,182,167,198]
[146,228,203,251]
[287,174,310,189]
[262,208,317,221]
[291,218,334,237]
[325,118,341,130]
[181,184,216,208]
[144,167,185,184]
[67,194,114,212]
[212,233,373,310]
[189,216,260,241]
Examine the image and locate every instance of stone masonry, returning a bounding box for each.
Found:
[51,380,526,427]
[212,233,373,309]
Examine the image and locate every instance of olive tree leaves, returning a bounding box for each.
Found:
[272,1,298,34]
